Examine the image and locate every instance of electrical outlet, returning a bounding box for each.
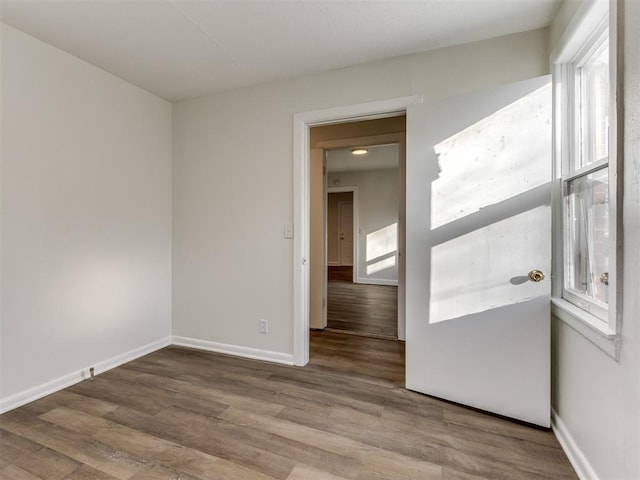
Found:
[259,319,269,334]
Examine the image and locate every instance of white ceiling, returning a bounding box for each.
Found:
[0,0,560,102]
[327,144,398,173]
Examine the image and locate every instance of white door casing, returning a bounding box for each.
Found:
[405,76,552,426]
[293,95,423,366]
[309,148,326,329]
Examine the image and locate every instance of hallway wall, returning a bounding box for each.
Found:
[328,169,399,285]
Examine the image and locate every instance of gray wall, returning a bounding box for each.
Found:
[549,2,640,478]
[1,24,173,410]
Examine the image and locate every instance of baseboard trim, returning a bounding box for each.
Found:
[172,336,295,366]
[356,277,398,286]
[0,336,171,414]
[551,408,598,480]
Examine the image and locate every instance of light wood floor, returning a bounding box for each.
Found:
[327,266,398,339]
[0,332,576,479]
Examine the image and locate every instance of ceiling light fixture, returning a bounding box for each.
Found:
[351,148,368,155]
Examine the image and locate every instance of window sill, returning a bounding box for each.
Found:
[551,297,619,360]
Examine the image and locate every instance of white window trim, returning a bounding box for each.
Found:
[551,0,621,359]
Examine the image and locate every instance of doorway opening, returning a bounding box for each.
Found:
[307,120,405,376]
[324,144,400,340]
[292,95,420,367]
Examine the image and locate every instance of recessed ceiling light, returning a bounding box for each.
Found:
[351,148,368,155]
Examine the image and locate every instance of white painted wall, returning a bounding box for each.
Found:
[548,0,583,49]
[172,28,549,355]
[0,24,173,411]
[549,2,640,478]
[328,169,399,285]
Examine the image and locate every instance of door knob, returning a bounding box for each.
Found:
[528,270,545,282]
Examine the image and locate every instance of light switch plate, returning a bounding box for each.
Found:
[259,319,269,334]
[284,223,294,239]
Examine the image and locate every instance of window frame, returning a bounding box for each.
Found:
[551,0,621,358]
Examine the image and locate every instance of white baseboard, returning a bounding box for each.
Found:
[0,336,171,414]
[551,408,599,480]
[0,335,294,414]
[327,261,340,266]
[356,277,398,286]
[172,336,294,366]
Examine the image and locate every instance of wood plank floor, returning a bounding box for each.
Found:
[327,266,398,339]
[0,332,577,479]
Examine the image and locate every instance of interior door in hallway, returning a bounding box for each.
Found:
[338,201,354,266]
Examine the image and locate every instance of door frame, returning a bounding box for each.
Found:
[328,187,358,280]
[292,95,421,366]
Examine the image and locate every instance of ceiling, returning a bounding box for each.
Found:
[0,0,560,102]
[326,144,398,173]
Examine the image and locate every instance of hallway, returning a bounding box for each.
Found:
[326,266,398,339]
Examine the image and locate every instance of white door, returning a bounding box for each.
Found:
[338,201,354,266]
[405,76,552,427]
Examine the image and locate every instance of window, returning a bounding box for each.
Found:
[552,0,619,354]
[563,28,610,323]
